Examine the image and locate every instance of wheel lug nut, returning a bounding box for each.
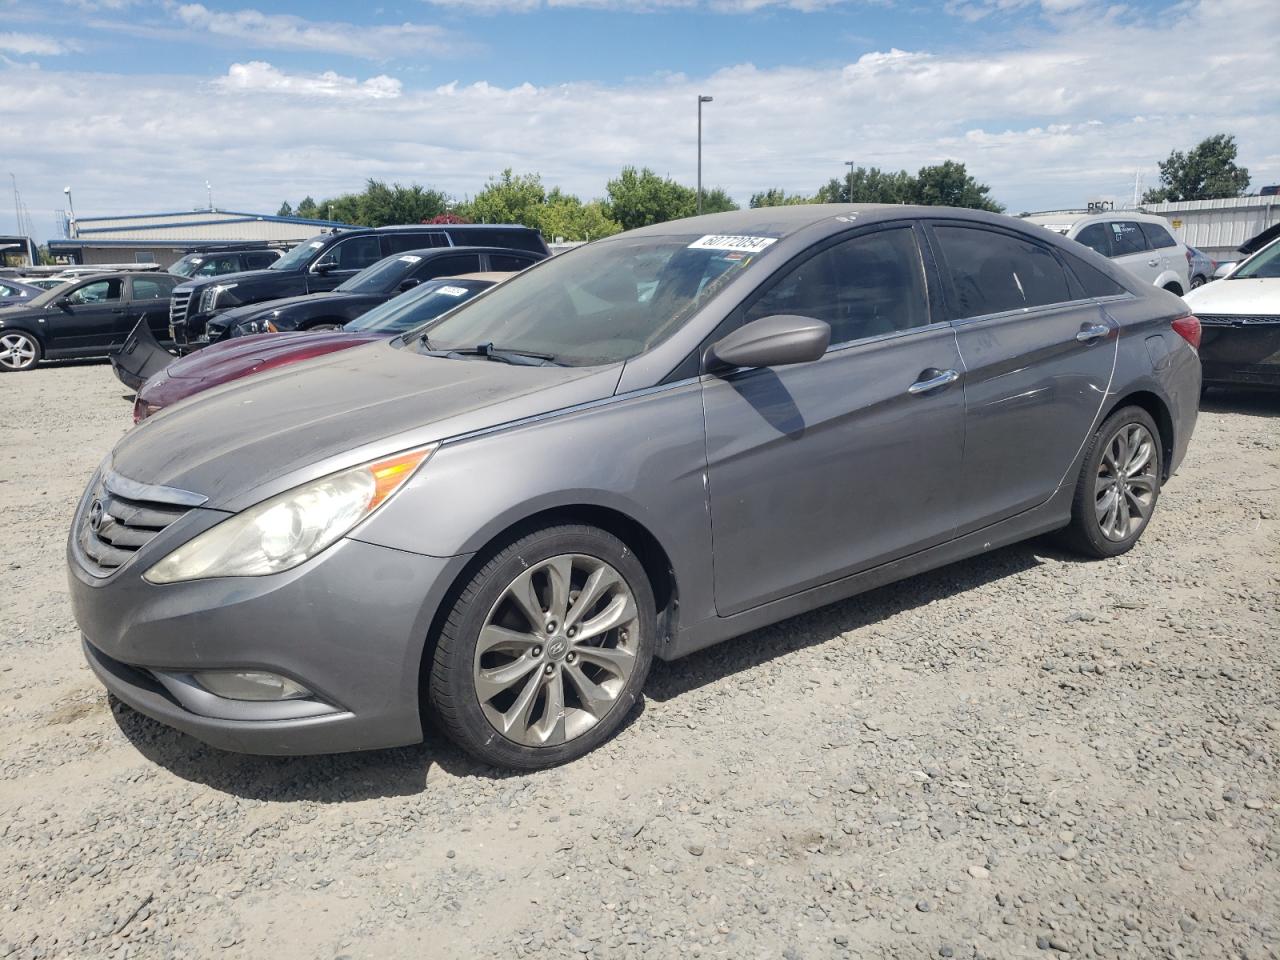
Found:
[566,652,576,663]
[544,664,555,675]
[532,646,542,657]
[545,620,557,633]
[566,626,576,638]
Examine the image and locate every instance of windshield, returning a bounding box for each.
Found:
[336,254,421,295]
[345,279,492,334]
[1232,238,1280,279]
[169,255,202,277]
[270,237,327,271]
[420,233,778,365]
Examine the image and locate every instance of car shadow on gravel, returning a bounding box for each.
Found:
[644,537,1082,703]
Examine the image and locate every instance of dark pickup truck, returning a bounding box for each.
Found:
[168,223,549,349]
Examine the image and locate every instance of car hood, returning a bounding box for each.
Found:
[113,340,623,509]
[1185,278,1280,315]
[163,331,379,380]
[174,267,277,294]
[216,292,338,323]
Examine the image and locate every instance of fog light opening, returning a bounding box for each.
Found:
[194,670,311,702]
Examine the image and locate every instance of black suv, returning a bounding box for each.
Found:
[169,224,549,348]
[169,247,283,280]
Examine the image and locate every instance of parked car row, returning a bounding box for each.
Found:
[69,204,1205,771]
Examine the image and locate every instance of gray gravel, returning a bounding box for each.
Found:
[1,363,1277,960]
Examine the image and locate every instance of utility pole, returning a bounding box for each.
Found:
[63,186,76,238]
[697,95,713,215]
[10,174,19,240]
[206,180,213,212]
[845,160,856,203]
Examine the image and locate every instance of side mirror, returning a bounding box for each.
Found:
[707,314,830,371]
[56,297,73,310]
[398,278,421,292]
[1213,261,1237,279]
[314,257,338,275]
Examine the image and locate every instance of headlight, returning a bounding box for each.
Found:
[200,283,238,313]
[144,446,436,583]
[236,316,278,337]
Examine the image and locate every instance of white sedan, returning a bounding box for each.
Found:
[1185,236,1280,390]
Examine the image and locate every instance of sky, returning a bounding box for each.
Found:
[1,0,1276,240]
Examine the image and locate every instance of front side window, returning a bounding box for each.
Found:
[417,254,481,280]
[1109,221,1148,257]
[419,232,779,365]
[346,280,491,334]
[270,237,327,271]
[66,279,123,305]
[744,227,930,345]
[195,256,239,277]
[934,225,1073,318]
[489,253,538,272]
[1074,223,1112,258]
[323,236,382,272]
[1140,222,1177,250]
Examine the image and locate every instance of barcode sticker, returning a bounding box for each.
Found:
[687,235,777,254]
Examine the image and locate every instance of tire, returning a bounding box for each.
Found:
[428,523,656,769]
[1191,275,1206,289]
[304,322,344,332]
[1059,406,1163,558]
[1163,282,1184,296]
[0,330,41,372]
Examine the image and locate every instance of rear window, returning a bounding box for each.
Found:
[1109,222,1149,256]
[1074,223,1112,258]
[933,225,1074,319]
[1139,222,1177,250]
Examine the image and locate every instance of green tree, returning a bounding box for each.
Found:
[910,161,1003,212]
[356,179,450,226]
[698,187,740,215]
[1142,133,1251,203]
[458,169,548,227]
[815,167,915,204]
[536,188,621,242]
[276,201,293,217]
[605,167,698,231]
[295,196,319,219]
[750,188,813,207]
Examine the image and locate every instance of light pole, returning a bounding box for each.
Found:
[844,160,856,204]
[697,95,713,215]
[206,180,213,212]
[63,186,76,237]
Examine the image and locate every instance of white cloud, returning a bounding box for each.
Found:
[1,0,1276,237]
[170,4,457,59]
[421,0,847,9]
[215,61,403,100]
[0,32,77,55]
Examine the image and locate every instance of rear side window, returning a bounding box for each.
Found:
[1074,223,1112,258]
[131,276,177,300]
[933,225,1074,319]
[417,254,482,280]
[744,226,930,345]
[1059,250,1128,298]
[1139,222,1177,249]
[453,228,545,254]
[244,251,279,269]
[489,253,539,272]
[1108,222,1148,256]
[385,233,449,253]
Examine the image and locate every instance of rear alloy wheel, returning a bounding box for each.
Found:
[429,525,655,769]
[0,331,41,372]
[1060,406,1162,558]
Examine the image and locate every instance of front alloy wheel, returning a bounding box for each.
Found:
[429,524,655,769]
[1094,423,1158,542]
[0,331,40,371]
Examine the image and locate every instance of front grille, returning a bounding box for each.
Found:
[170,290,192,326]
[1197,313,1280,327]
[77,467,205,577]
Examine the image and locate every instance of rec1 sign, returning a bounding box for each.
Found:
[1087,201,1116,213]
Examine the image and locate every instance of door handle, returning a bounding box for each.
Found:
[1147,259,1160,267]
[908,368,960,395]
[110,308,126,314]
[1076,323,1110,343]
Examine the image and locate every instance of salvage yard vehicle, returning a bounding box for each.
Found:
[1187,245,1216,289]
[1023,211,1192,295]
[131,274,512,421]
[169,247,283,279]
[169,224,550,349]
[1186,234,1280,390]
[0,278,43,308]
[69,205,1201,770]
[0,272,178,372]
[201,247,544,341]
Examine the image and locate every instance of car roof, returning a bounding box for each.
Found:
[347,223,537,233]
[392,245,544,258]
[1021,210,1177,230]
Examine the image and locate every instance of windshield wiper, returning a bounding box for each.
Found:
[420,341,561,366]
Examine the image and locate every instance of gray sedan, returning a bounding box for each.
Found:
[68,205,1201,769]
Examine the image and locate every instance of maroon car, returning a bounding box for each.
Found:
[131,274,504,422]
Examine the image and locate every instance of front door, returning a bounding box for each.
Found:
[306,235,383,292]
[926,221,1119,534]
[48,277,126,352]
[701,224,966,617]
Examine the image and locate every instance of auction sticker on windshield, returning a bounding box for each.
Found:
[688,235,777,254]
[399,256,422,263]
[437,286,469,297]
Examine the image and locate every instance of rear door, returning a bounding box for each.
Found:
[701,222,966,616]
[124,274,179,341]
[1107,220,1161,287]
[487,252,542,272]
[1139,221,1187,289]
[927,221,1118,533]
[47,277,126,352]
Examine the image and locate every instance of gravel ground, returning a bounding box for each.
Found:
[1,362,1277,960]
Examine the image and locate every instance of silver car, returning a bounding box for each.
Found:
[68,206,1201,769]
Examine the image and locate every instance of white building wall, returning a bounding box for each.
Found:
[1143,197,1280,260]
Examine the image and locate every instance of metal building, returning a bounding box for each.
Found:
[46,209,351,268]
[1143,196,1280,262]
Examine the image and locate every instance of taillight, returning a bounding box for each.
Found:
[1185,248,1193,266]
[1171,315,1201,351]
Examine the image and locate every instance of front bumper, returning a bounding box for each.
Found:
[1199,319,1280,388]
[69,531,470,756]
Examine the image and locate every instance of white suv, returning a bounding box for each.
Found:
[1023,211,1191,295]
